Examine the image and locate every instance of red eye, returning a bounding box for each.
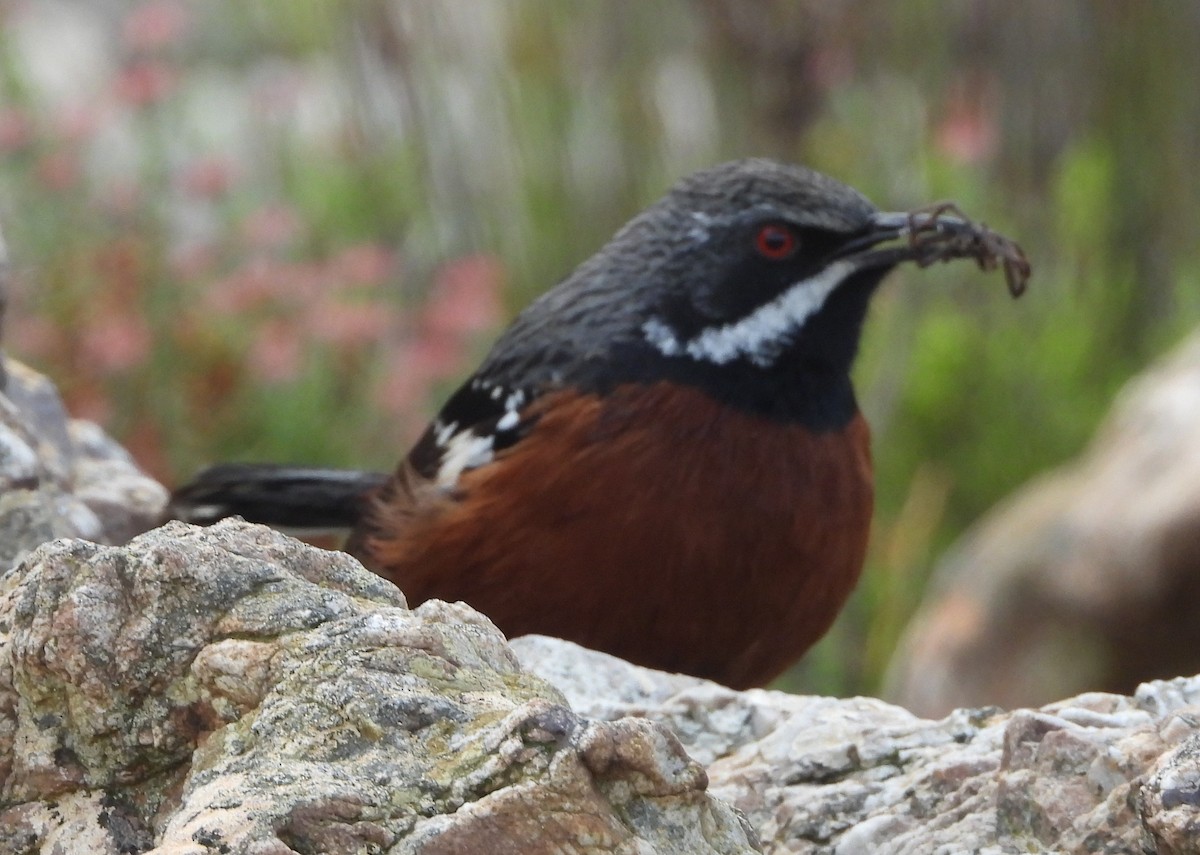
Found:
[754,224,798,260]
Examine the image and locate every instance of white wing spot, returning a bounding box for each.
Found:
[435,430,495,488]
[433,420,458,447]
[496,410,520,431]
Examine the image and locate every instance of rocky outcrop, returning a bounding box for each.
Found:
[517,634,1200,854]
[0,521,759,854]
[0,357,167,569]
[1,519,1198,853]
[886,331,1200,717]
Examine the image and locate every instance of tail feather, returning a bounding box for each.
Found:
[168,463,388,534]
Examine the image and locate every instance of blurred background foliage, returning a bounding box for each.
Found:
[1,0,1198,694]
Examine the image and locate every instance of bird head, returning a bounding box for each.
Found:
[462,158,1026,431]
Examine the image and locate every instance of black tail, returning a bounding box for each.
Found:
[168,463,389,534]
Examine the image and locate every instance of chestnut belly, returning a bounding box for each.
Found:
[362,382,873,689]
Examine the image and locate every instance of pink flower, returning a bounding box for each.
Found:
[248,319,303,384]
[374,255,506,419]
[205,260,290,314]
[250,69,306,117]
[421,254,505,339]
[307,300,394,348]
[179,155,237,199]
[241,204,303,251]
[329,243,397,288]
[0,108,33,152]
[169,242,218,280]
[101,179,143,217]
[34,151,82,192]
[79,309,153,373]
[52,103,103,144]
[123,1,190,51]
[935,80,999,166]
[114,60,178,106]
[373,336,459,422]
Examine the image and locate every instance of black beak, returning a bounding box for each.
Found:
[834,211,917,264]
[836,204,1031,297]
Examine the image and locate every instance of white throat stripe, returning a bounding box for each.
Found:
[643,258,857,367]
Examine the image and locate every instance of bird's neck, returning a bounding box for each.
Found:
[658,358,861,432]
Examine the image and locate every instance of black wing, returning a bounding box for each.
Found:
[406,375,540,485]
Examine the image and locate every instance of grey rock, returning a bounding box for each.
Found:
[0,357,167,569]
[0,520,761,854]
[1141,732,1200,854]
[516,633,1200,854]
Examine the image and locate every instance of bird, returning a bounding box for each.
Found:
[170,158,1028,689]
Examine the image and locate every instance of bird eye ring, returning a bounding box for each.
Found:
[754,224,798,260]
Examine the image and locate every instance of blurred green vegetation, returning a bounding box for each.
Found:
[1,1,1197,695]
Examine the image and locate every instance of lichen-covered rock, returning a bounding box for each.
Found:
[515,634,1200,854]
[1141,732,1200,855]
[0,357,167,569]
[0,520,761,854]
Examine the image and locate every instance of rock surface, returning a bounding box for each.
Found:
[515,634,1200,855]
[885,331,1200,717]
[0,520,760,854]
[1,519,1198,853]
[0,357,167,569]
